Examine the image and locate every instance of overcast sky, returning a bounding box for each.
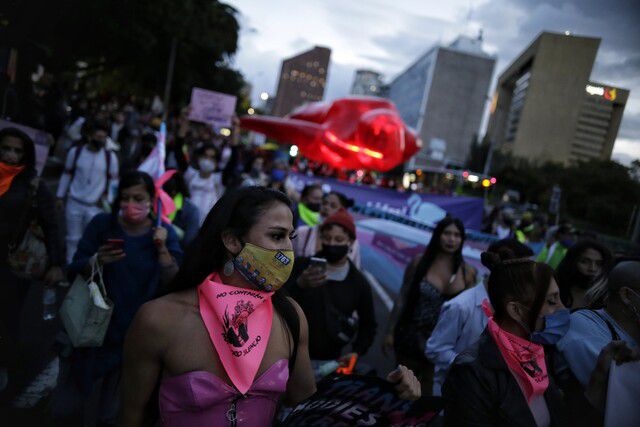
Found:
[226,0,640,164]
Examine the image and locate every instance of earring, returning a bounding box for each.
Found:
[223,260,235,276]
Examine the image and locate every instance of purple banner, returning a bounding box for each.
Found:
[290,173,484,231]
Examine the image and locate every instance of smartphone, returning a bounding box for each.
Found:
[309,257,327,274]
[106,238,124,249]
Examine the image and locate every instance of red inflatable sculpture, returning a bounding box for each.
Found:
[239,97,421,172]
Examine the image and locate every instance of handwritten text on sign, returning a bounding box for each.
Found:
[188,87,237,128]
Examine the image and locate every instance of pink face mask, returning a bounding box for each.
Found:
[120,201,150,224]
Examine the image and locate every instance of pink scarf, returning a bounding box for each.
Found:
[198,273,274,395]
[487,317,549,402]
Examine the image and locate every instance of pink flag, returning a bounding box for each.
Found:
[153,170,177,223]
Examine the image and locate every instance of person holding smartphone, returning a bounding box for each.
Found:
[51,171,182,426]
[286,209,377,363]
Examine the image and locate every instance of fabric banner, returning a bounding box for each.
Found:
[289,173,484,231]
[282,374,442,427]
[0,119,52,176]
[188,87,237,128]
[138,122,166,180]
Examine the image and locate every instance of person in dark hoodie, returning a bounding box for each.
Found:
[286,209,376,361]
[0,127,64,401]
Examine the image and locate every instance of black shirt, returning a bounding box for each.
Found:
[285,257,377,360]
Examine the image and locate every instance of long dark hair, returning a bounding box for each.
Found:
[482,253,555,331]
[556,239,612,307]
[164,186,300,363]
[0,127,37,172]
[327,191,354,209]
[398,216,466,328]
[111,171,156,222]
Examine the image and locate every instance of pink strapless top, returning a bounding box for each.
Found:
[159,359,289,427]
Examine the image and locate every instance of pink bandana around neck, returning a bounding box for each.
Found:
[487,317,549,402]
[198,273,274,395]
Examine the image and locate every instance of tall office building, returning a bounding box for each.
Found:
[350,69,384,96]
[486,32,629,164]
[271,46,331,117]
[388,35,496,168]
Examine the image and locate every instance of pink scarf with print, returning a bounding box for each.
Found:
[487,317,549,402]
[198,273,274,394]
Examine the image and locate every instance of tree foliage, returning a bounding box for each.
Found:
[4,0,244,104]
[491,152,640,237]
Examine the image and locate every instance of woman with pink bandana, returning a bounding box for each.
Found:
[120,186,421,426]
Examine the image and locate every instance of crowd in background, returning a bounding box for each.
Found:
[0,95,638,426]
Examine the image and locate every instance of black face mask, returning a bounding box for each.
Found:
[92,139,105,148]
[319,244,349,263]
[306,202,321,212]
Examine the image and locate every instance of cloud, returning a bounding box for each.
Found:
[227,0,640,153]
[612,138,640,165]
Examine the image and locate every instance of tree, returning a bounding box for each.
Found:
[4,0,245,114]
[491,154,640,237]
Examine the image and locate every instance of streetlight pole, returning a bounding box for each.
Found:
[162,37,178,122]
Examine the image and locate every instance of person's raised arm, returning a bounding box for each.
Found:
[283,298,316,406]
[120,301,167,426]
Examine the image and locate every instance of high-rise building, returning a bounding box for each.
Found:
[271,46,331,117]
[387,35,496,169]
[350,69,384,96]
[486,32,629,164]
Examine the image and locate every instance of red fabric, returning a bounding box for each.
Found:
[481,298,493,318]
[487,317,549,402]
[322,208,356,237]
[0,162,25,197]
[239,97,421,172]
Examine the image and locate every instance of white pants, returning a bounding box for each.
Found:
[65,198,103,263]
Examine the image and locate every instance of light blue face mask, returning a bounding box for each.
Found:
[515,305,571,346]
[530,308,571,345]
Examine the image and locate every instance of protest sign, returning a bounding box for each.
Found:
[188,87,237,128]
[282,374,442,427]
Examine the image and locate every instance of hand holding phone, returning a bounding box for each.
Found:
[97,239,125,265]
[309,257,328,274]
[106,239,124,249]
[298,257,328,289]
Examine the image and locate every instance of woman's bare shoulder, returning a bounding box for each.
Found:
[134,289,197,331]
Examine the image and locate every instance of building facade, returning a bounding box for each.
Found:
[350,69,384,96]
[388,35,496,169]
[485,32,629,164]
[271,46,331,117]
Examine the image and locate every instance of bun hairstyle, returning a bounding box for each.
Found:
[482,251,556,330]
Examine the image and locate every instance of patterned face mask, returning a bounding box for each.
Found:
[232,243,294,292]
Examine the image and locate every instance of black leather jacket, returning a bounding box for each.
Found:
[443,330,567,427]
